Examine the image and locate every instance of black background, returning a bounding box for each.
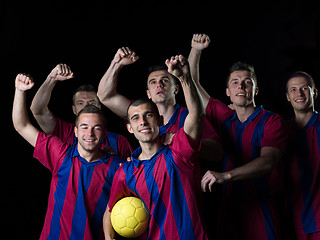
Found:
[3,0,320,238]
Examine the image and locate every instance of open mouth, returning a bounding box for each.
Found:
[139,129,152,133]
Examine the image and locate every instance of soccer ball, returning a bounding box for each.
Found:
[111,197,149,238]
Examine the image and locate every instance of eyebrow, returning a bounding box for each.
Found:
[79,123,102,127]
[130,110,154,120]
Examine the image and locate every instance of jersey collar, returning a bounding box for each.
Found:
[131,145,167,167]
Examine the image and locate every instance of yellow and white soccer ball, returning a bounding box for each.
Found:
[111,196,149,238]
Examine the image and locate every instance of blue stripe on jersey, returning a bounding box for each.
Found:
[70,159,95,239]
[298,122,317,232]
[159,104,183,136]
[145,163,167,240]
[47,147,75,240]
[164,148,196,240]
[91,156,122,239]
[221,115,235,194]
[251,110,276,240]
[178,108,189,130]
[105,132,119,156]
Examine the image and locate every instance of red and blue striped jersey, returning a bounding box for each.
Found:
[33,132,124,240]
[108,129,208,240]
[287,111,320,235]
[52,117,132,160]
[206,98,287,240]
[160,104,220,140]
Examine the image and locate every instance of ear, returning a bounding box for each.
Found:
[72,105,77,115]
[126,123,134,134]
[146,89,152,99]
[226,88,230,97]
[74,126,78,138]
[174,84,179,95]
[314,88,318,99]
[254,87,259,96]
[286,92,291,102]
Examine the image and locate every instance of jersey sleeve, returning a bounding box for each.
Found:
[170,128,200,167]
[202,116,221,141]
[117,135,133,160]
[33,131,70,172]
[51,117,75,145]
[261,113,288,153]
[205,97,234,128]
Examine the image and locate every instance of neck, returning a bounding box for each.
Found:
[294,109,314,128]
[138,140,162,161]
[156,102,176,125]
[234,104,257,123]
[77,144,104,162]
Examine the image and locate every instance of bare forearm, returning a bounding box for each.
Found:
[97,60,131,119]
[188,47,201,84]
[103,206,116,240]
[97,60,122,104]
[180,73,205,141]
[30,76,57,115]
[13,88,38,147]
[226,149,281,181]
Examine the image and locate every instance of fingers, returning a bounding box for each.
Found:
[15,73,35,90]
[55,63,74,78]
[201,171,217,192]
[118,47,139,61]
[192,33,210,43]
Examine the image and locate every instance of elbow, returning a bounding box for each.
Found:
[30,102,42,116]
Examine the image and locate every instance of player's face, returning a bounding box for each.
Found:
[72,91,101,114]
[146,70,178,105]
[75,113,105,152]
[126,103,162,143]
[226,70,258,108]
[286,77,316,112]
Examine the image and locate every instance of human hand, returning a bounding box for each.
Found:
[165,55,190,79]
[15,73,34,91]
[191,33,210,51]
[113,47,139,66]
[201,170,231,192]
[49,63,74,81]
[102,145,116,155]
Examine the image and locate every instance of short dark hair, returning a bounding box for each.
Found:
[146,63,179,89]
[286,71,316,91]
[127,98,160,122]
[72,84,101,106]
[226,61,257,87]
[75,105,106,128]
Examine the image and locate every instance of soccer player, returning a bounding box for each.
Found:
[97,46,222,160]
[13,73,124,239]
[285,71,320,240]
[197,61,288,240]
[103,55,208,240]
[30,63,132,159]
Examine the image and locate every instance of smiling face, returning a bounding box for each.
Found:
[146,70,178,105]
[126,102,163,144]
[286,76,317,113]
[74,113,106,152]
[226,70,259,108]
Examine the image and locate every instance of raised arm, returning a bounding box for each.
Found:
[13,74,39,147]
[97,47,139,119]
[30,63,74,134]
[188,33,211,108]
[165,55,205,144]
